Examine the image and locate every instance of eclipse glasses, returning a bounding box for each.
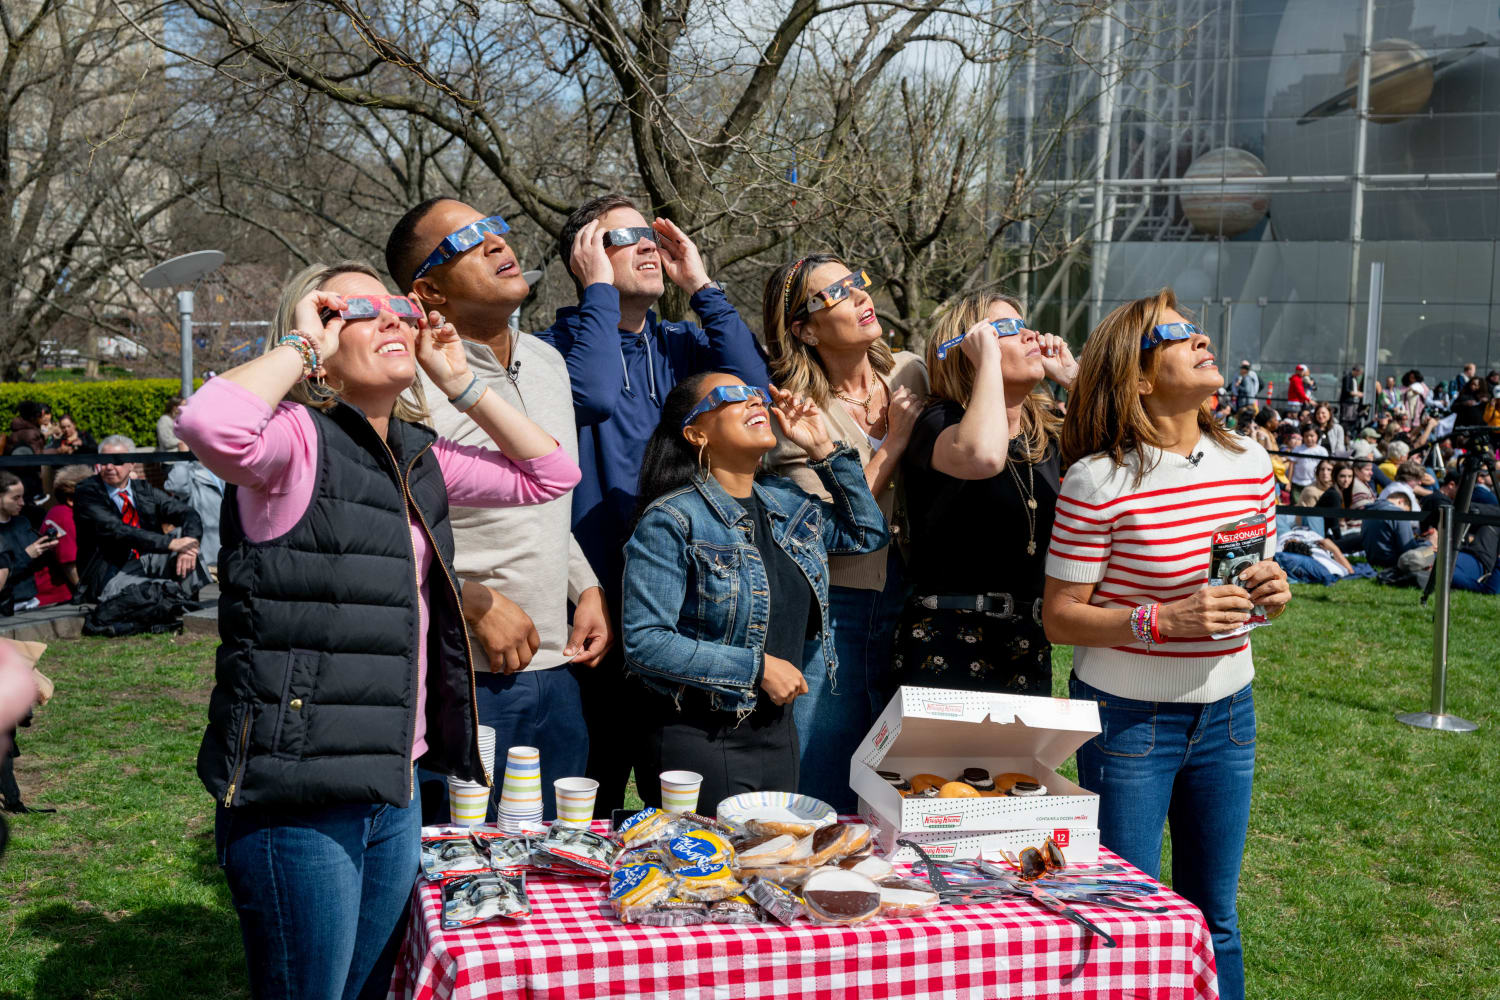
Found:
[935,317,1025,361]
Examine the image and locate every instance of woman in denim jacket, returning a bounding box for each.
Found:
[622,372,889,809]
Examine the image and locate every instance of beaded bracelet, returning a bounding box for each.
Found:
[1148,603,1162,645]
[279,333,320,380]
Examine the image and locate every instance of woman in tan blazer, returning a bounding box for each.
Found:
[761,253,926,812]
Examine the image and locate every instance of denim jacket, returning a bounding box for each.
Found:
[621,445,889,714]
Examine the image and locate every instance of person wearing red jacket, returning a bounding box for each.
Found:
[1287,364,1313,414]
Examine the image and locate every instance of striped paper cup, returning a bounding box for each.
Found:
[448,777,490,828]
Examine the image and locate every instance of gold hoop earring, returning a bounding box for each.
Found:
[697,442,712,478]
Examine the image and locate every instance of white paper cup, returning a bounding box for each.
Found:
[448,777,491,828]
[554,777,599,827]
[659,770,703,814]
[476,725,497,784]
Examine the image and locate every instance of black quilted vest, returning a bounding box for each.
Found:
[197,401,485,809]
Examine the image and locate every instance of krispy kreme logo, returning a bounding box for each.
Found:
[918,843,957,859]
[1212,526,1266,545]
[923,701,963,717]
[872,723,891,750]
[923,814,962,828]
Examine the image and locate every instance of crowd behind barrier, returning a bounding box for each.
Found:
[2,214,1499,1000]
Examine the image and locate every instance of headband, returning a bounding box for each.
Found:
[781,257,809,326]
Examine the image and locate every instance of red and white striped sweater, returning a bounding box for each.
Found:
[1045,436,1277,703]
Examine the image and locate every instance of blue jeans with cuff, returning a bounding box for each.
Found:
[1070,675,1256,1000]
[215,785,421,1000]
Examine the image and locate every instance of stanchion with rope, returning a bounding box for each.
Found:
[1396,505,1478,732]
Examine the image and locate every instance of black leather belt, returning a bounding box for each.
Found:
[914,593,1043,624]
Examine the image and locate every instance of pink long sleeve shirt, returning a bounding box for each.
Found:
[176,378,581,761]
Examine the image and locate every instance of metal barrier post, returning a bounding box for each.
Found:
[1397,505,1478,732]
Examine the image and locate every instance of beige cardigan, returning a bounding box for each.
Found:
[764,350,929,591]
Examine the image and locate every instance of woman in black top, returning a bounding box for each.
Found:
[896,291,1076,694]
[0,472,59,614]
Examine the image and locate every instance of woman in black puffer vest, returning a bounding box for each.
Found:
[177,260,579,1000]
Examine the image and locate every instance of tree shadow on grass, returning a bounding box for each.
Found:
[6,902,248,1000]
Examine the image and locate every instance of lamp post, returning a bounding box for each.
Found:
[141,250,225,397]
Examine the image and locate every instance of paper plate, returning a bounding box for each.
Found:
[716,791,836,833]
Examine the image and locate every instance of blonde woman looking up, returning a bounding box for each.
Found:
[761,253,926,813]
[894,291,1076,696]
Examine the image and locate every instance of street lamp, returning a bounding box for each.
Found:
[141,250,225,397]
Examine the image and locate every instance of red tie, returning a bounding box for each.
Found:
[119,491,141,559]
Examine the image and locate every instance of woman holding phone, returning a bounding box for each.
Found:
[176,261,579,1000]
[1042,288,1291,1000]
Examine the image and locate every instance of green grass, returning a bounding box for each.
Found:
[2,579,1498,998]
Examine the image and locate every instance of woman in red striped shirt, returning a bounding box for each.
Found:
[1041,288,1290,1000]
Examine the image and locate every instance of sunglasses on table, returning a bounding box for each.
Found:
[1140,321,1199,350]
[318,294,424,324]
[1009,837,1068,881]
[681,384,767,428]
[411,215,511,281]
[603,227,659,248]
[796,270,874,319]
[935,317,1025,361]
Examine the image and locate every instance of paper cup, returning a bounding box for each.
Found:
[476,725,497,784]
[448,777,491,828]
[553,777,599,827]
[659,770,703,814]
[498,746,543,832]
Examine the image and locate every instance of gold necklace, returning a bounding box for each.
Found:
[1008,454,1039,556]
[833,378,881,425]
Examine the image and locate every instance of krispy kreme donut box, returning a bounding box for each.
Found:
[852,687,1101,843]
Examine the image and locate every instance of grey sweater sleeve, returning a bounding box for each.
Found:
[567,532,601,604]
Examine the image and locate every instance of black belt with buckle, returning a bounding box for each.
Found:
[914,593,1043,623]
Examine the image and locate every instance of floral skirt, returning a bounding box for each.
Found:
[891,603,1053,696]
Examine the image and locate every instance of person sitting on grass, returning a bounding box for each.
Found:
[0,472,61,615]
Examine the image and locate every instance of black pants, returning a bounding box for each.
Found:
[0,726,23,807]
[636,687,798,815]
[578,643,639,815]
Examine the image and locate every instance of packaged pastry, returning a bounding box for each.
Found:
[672,861,745,903]
[744,877,805,926]
[840,823,873,857]
[535,826,618,876]
[938,781,980,799]
[636,901,709,927]
[745,816,823,840]
[801,868,882,925]
[674,813,737,839]
[733,863,814,887]
[959,767,995,792]
[876,877,941,916]
[421,832,491,881]
[441,871,531,928]
[663,829,735,869]
[707,897,762,925]
[608,862,674,921]
[838,854,894,881]
[617,807,675,848]
[801,825,854,866]
[732,833,801,866]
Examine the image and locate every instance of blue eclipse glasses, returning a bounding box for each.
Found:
[412,215,511,281]
[1141,322,1199,350]
[935,317,1025,361]
[681,384,766,429]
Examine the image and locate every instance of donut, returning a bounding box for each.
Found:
[909,773,949,794]
[959,767,996,791]
[994,772,1039,793]
[937,781,980,799]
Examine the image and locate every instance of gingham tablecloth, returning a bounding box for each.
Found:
[390,822,1218,1000]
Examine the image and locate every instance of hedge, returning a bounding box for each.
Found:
[0,379,198,448]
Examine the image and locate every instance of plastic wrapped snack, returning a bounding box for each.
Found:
[663,829,735,869]
[876,877,941,917]
[732,833,801,867]
[535,825,618,876]
[746,817,822,839]
[744,877,805,926]
[732,863,814,888]
[608,862,675,922]
[839,855,894,881]
[489,833,540,871]
[636,901,709,927]
[673,813,737,840]
[801,868,882,925]
[708,896,762,925]
[671,861,744,903]
[441,872,531,928]
[616,807,676,848]
[421,832,491,881]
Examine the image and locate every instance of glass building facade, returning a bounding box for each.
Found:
[1011,0,1499,392]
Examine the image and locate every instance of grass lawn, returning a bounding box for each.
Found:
[2,578,1498,998]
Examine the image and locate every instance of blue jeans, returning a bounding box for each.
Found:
[1070,676,1256,1000]
[794,554,905,814]
[215,787,421,1000]
[419,664,589,823]
[1453,551,1500,594]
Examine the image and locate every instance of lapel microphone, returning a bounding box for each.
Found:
[1188,451,1204,467]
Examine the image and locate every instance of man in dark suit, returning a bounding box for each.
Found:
[74,435,202,599]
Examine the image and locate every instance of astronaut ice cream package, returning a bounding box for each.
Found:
[1208,514,1272,639]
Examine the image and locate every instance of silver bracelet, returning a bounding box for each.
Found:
[447,374,483,411]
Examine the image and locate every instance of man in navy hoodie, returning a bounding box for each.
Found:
[536,193,769,812]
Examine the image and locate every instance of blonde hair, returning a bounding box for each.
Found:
[1061,287,1241,474]
[924,291,1061,465]
[762,253,893,405]
[266,261,428,423]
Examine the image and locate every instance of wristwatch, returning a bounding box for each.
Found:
[695,279,725,294]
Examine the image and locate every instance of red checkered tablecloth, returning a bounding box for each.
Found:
[390,822,1218,1000]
